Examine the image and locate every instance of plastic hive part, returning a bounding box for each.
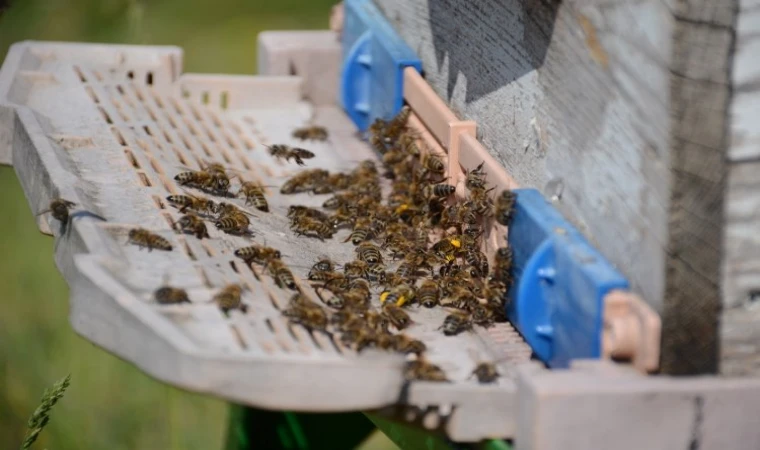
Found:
[340,0,421,131]
[506,189,629,368]
[602,291,661,373]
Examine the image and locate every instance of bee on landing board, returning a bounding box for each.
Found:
[127,228,173,251]
[292,125,329,142]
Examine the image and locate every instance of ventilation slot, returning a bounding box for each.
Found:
[182,240,197,260]
[127,70,134,80]
[220,92,228,110]
[116,85,125,95]
[85,85,99,103]
[161,213,174,228]
[73,66,87,83]
[111,127,127,146]
[229,261,239,273]
[143,125,153,136]
[124,149,140,168]
[172,147,188,166]
[98,106,113,124]
[137,172,152,187]
[146,72,154,85]
[200,242,215,257]
[201,91,209,105]
[147,156,163,174]
[231,326,248,349]
[196,267,211,287]
[152,195,166,209]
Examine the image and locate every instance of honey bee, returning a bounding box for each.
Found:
[340,288,372,311]
[471,304,495,328]
[234,245,281,266]
[470,362,499,384]
[495,189,517,225]
[175,167,231,196]
[385,105,411,141]
[440,287,479,311]
[175,213,210,239]
[314,286,345,309]
[127,228,173,251]
[381,283,416,308]
[153,285,190,304]
[330,309,363,330]
[341,326,377,352]
[166,194,217,215]
[422,183,456,199]
[464,248,489,278]
[382,303,412,330]
[292,125,329,142]
[215,211,251,235]
[288,205,330,222]
[343,219,373,245]
[432,237,461,261]
[365,310,391,333]
[404,359,449,382]
[492,246,514,286]
[267,259,298,291]
[391,334,427,355]
[212,284,248,315]
[280,168,330,194]
[483,279,508,309]
[367,263,387,284]
[174,170,212,190]
[290,216,334,240]
[36,198,77,223]
[355,242,383,265]
[308,258,338,279]
[343,259,369,280]
[283,298,328,331]
[237,181,269,212]
[268,144,315,165]
[439,311,472,336]
[416,279,440,308]
[465,162,487,191]
[309,271,349,294]
[419,153,446,180]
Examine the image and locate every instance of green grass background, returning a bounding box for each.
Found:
[0,1,398,449]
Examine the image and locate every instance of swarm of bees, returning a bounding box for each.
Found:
[119,105,518,385]
[269,105,519,383]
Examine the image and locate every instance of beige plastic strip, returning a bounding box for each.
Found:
[602,290,661,373]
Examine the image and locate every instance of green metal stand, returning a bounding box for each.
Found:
[225,406,514,450]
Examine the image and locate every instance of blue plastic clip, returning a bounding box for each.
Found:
[341,0,422,131]
[507,189,629,368]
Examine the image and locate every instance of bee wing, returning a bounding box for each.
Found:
[35,208,52,217]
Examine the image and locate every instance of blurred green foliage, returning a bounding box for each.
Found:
[0,1,336,449]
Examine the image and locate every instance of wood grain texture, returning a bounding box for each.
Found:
[374,0,738,374]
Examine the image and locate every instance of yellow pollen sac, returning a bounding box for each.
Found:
[449,239,462,248]
[445,254,456,263]
[395,204,410,215]
[380,291,390,303]
[395,295,408,307]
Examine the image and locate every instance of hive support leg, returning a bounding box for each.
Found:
[224,405,376,450]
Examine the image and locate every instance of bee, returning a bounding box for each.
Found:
[36,198,77,223]
[292,125,328,142]
[365,310,391,334]
[382,303,412,330]
[470,187,495,218]
[213,284,248,315]
[341,326,376,352]
[422,183,456,199]
[283,299,328,332]
[492,246,514,286]
[367,263,387,284]
[153,285,190,304]
[432,237,461,261]
[237,181,269,212]
[215,211,251,235]
[465,162,487,191]
[340,288,372,311]
[330,309,363,330]
[288,205,330,222]
[268,144,315,165]
[343,259,369,280]
[174,170,212,189]
[127,228,173,251]
[495,189,517,225]
[470,362,499,384]
[419,153,446,180]
[326,172,353,190]
[355,242,383,265]
[175,213,210,239]
[464,248,489,278]
[440,287,479,311]
[391,334,427,355]
[380,283,415,307]
[267,259,298,291]
[483,279,508,309]
[439,311,472,336]
[314,287,345,309]
[290,216,334,240]
[166,194,217,215]
[343,219,373,245]
[471,304,495,328]
[417,279,440,308]
[385,105,411,141]
[234,245,281,266]
[404,359,448,382]
[308,258,338,279]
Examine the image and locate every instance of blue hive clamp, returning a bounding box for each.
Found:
[507,190,629,368]
[341,0,422,131]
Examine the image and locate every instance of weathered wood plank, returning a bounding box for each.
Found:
[374,0,737,374]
